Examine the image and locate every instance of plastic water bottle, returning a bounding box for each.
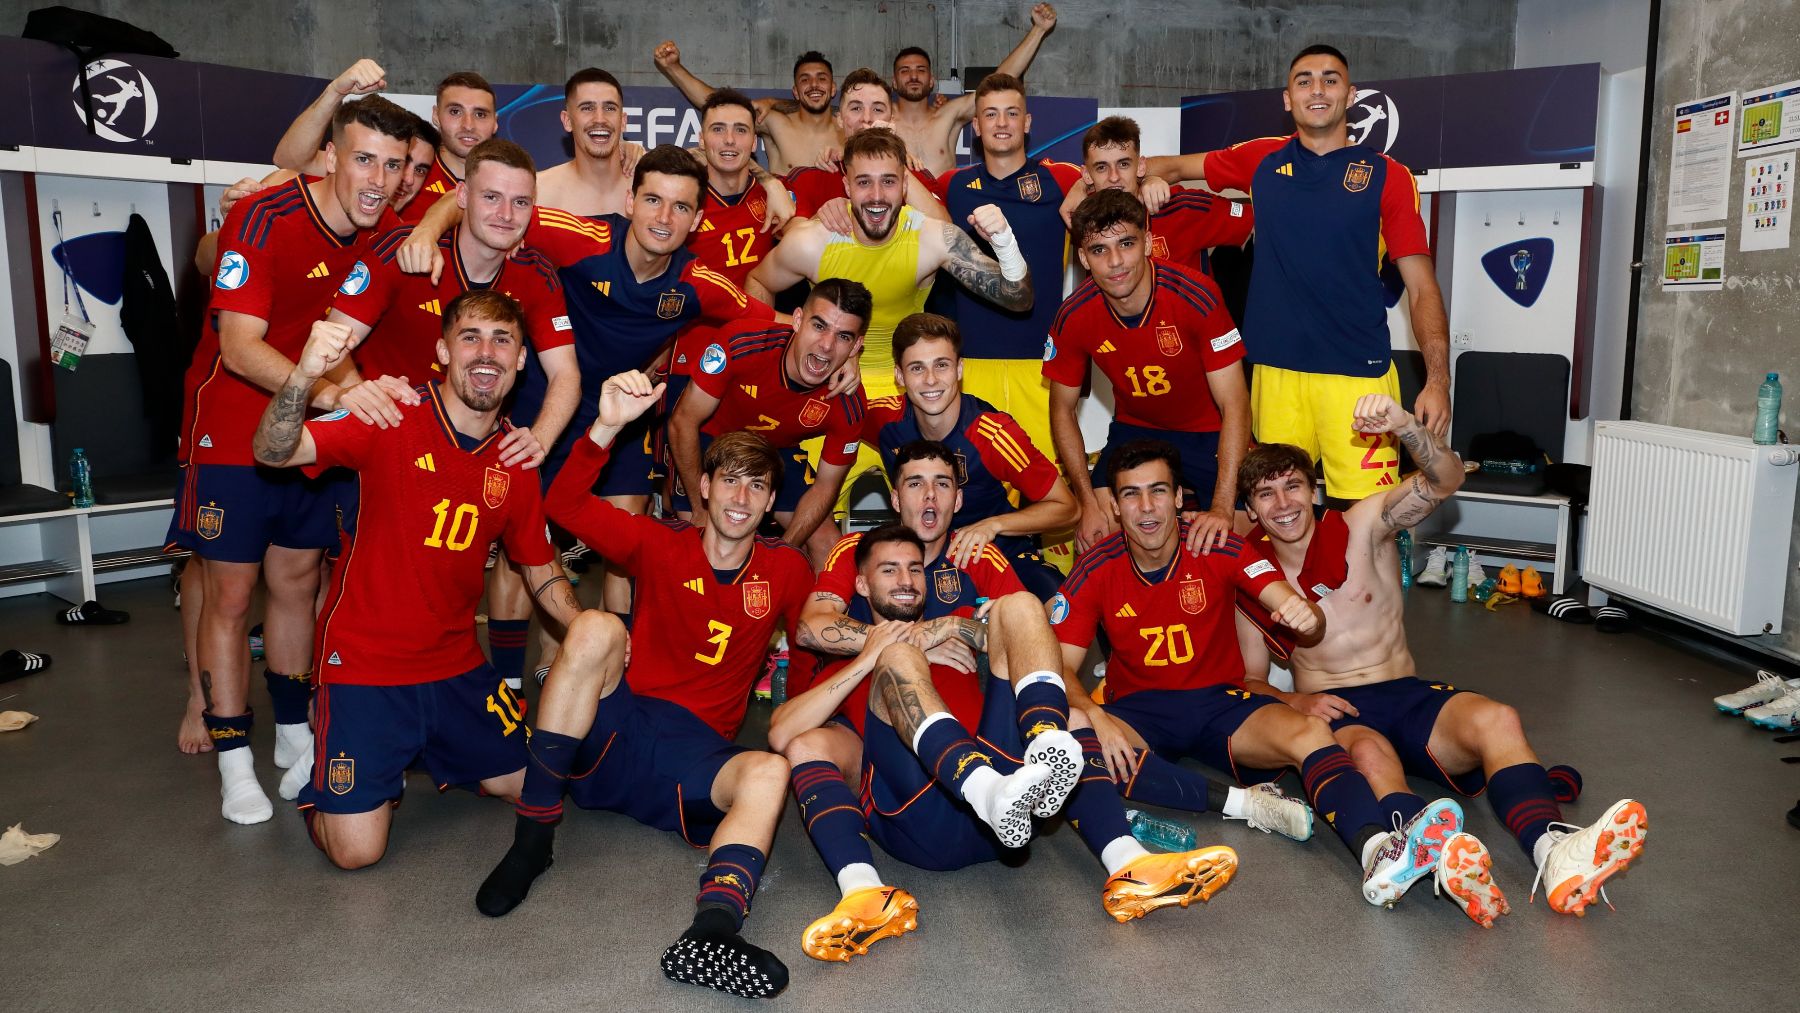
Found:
[70,448,94,508]
[1449,546,1470,604]
[1125,809,1197,852]
[1472,576,1499,604]
[769,633,790,705]
[1396,530,1413,590]
[1755,372,1782,445]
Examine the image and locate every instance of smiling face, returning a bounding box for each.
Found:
[891,455,962,546]
[1112,458,1180,558]
[437,310,525,412]
[896,337,962,419]
[1245,467,1319,546]
[563,81,625,160]
[857,539,926,622]
[699,465,777,541]
[1075,219,1150,302]
[701,103,756,176]
[625,170,704,256]
[394,136,436,211]
[459,161,535,252]
[434,85,497,159]
[787,296,864,387]
[325,122,409,229]
[793,60,835,115]
[1283,54,1353,134]
[973,88,1030,157]
[838,82,893,135]
[844,151,905,241]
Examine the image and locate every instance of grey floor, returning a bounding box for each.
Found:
[1,575,1795,1013]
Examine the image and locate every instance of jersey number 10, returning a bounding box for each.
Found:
[424,499,481,552]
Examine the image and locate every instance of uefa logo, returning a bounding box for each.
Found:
[1346,88,1398,153]
[71,59,159,143]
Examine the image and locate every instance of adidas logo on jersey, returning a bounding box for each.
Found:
[1095,340,1117,354]
[739,384,758,398]
[307,262,330,279]
[418,299,442,315]
[592,280,611,296]
[1115,603,1137,618]
[327,652,342,665]
[1276,163,1293,176]
[197,434,213,448]
[426,181,447,194]
[965,177,982,190]
[415,454,436,472]
[683,578,705,595]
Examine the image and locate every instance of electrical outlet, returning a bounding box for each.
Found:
[1452,331,1474,349]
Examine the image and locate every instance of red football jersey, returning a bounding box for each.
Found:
[306,382,554,686]
[396,151,460,223]
[546,435,812,738]
[1148,185,1254,274]
[1237,508,1352,660]
[1042,260,1245,432]
[1051,529,1283,701]
[331,224,573,385]
[687,319,867,464]
[785,164,938,219]
[687,183,775,289]
[184,177,378,465]
[799,529,1022,734]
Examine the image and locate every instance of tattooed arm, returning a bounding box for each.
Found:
[932,217,1033,312]
[1351,392,1464,538]
[768,620,911,752]
[252,320,356,467]
[795,590,877,656]
[522,562,583,638]
[914,614,988,654]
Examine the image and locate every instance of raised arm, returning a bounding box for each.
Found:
[653,40,722,109]
[273,59,387,171]
[933,209,1032,311]
[252,321,355,468]
[1352,393,1464,537]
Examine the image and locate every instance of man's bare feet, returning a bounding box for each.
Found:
[179,695,213,754]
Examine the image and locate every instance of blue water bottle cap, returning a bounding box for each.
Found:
[1769,372,1780,381]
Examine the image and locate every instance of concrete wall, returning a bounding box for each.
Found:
[1636,0,1800,655]
[1,0,1515,105]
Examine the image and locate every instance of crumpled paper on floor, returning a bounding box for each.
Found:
[0,823,59,865]
[0,710,38,731]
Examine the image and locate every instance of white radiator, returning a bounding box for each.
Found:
[1584,421,1800,635]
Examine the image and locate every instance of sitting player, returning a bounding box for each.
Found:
[476,370,812,1000]
[1053,438,1470,907]
[774,519,1239,965]
[1234,394,1647,923]
[251,292,579,868]
[862,312,1077,600]
[667,279,872,568]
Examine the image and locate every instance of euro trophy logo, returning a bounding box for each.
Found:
[1509,248,1532,292]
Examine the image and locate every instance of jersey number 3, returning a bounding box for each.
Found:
[695,619,735,665]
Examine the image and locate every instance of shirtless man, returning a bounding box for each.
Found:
[889,2,1058,176]
[1235,394,1648,925]
[655,42,840,174]
[535,67,645,218]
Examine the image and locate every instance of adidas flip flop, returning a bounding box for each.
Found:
[55,600,130,625]
[1593,605,1633,634]
[1530,595,1593,624]
[0,649,51,683]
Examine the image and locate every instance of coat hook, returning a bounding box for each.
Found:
[91,201,101,217]
[51,198,59,214]
[1553,209,1561,226]
[1483,212,1491,227]
[1517,210,1525,226]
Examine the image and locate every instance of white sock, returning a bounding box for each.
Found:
[218,748,273,825]
[1533,832,1556,869]
[274,722,313,769]
[1013,671,1065,695]
[1361,831,1389,868]
[1100,835,1150,876]
[959,765,1001,813]
[910,711,954,754]
[278,752,313,801]
[504,676,523,692]
[1221,786,1249,818]
[835,862,884,896]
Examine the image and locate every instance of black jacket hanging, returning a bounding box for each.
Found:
[119,213,182,455]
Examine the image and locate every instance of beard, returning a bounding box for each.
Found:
[871,592,924,622]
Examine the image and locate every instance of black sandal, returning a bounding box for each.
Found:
[0,649,52,683]
[1530,595,1593,624]
[55,600,130,625]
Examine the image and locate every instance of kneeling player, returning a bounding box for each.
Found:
[1235,395,1646,924]
[477,371,811,1000]
[252,293,579,868]
[774,524,1239,963]
[1055,438,1470,907]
